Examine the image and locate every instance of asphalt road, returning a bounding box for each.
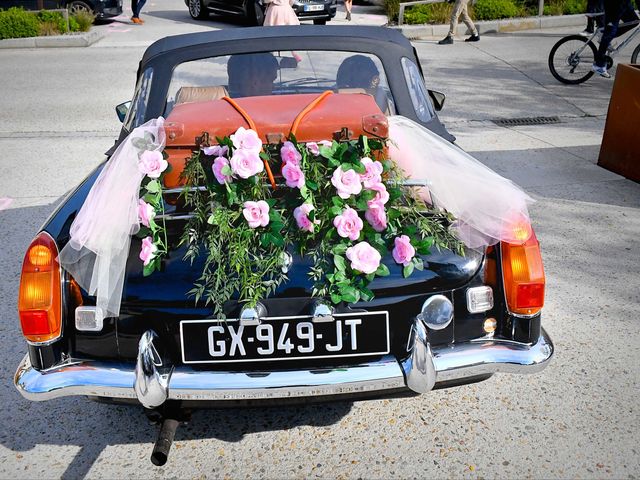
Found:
[0,1,639,478]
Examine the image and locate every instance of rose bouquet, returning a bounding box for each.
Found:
[138,127,461,318]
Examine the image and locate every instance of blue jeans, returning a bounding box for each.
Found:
[595,0,639,66]
[132,0,147,17]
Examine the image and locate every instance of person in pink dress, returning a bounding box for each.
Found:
[263,0,300,25]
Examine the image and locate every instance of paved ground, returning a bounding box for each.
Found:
[0,1,638,478]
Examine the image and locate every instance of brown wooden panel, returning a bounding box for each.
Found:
[598,64,640,182]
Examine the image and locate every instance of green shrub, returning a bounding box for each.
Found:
[37,10,68,33]
[562,0,587,14]
[473,0,519,20]
[38,20,60,35]
[404,3,453,24]
[69,15,80,31]
[72,9,95,31]
[384,0,400,22]
[0,7,40,39]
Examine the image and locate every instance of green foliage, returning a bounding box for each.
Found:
[146,133,461,318]
[0,7,40,40]
[72,9,95,31]
[0,7,93,39]
[68,16,80,32]
[474,0,519,20]
[543,0,586,15]
[37,10,68,33]
[404,3,453,25]
[384,0,400,22]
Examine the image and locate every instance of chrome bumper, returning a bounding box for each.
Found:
[15,324,553,405]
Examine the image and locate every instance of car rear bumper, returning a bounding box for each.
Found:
[14,324,554,405]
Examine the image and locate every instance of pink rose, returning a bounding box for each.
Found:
[139,236,157,266]
[367,182,390,206]
[213,156,233,184]
[293,203,318,233]
[333,207,363,241]
[138,150,168,179]
[392,235,416,266]
[282,162,305,189]
[230,127,262,152]
[243,200,270,229]
[306,142,320,156]
[364,202,387,232]
[346,241,381,275]
[202,145,228,157]
[138,199,155,228]
[281,141,302,165]
[230,149,264,179]
[331,167,362,199]
[360,157,384,188]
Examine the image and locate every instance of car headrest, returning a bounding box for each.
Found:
[175,86,229,105]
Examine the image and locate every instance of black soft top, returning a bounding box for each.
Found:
[140,26,414,68]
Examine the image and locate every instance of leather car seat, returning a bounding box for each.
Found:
[175,86,229,105]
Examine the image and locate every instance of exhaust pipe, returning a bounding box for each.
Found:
[151,417,180,466]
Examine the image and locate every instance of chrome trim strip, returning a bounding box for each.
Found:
[15,355,406,402]
[14,329,553,403]
[432,328,554,382]
[161,180,430,196]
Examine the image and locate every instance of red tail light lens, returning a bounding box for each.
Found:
[501,229,545,316]
[18,232,62,343]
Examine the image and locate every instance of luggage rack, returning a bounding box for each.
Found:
[157,179,433,220]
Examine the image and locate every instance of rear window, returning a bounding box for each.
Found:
[162,51,396,118]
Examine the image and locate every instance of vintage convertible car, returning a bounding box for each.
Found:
[14,26,553,464]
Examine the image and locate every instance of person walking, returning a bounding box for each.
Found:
[131,0,146,24]
[344,0,353,21]
[263,0,300,25]
[438,0,480,44]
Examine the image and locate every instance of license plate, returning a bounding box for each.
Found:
[180,311,389,364]
[304,4,324,11]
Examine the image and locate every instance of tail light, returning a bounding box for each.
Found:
[501,229,545,316]
[18,232,62,343]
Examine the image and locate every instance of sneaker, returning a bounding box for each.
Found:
[591,63,611,78]
[131,16,142,24]
[465,33,480,42]
[438,35,453,45]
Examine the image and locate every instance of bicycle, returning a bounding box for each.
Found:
[548,13,640,84]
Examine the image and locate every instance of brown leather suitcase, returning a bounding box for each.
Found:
[162,93,387,188]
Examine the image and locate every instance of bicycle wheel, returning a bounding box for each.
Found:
[631,43,640,63]
[549,35,597,84]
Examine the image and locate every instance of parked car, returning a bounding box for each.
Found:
[185,0,336,25]
[2,0,123,19]
[14,26,553,465]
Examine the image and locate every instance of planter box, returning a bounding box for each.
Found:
[598,63,640,183]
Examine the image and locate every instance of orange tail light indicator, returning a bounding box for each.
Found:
[501,229,546,316]
[18,232,62,344]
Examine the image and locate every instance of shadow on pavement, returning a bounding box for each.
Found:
[146,8,247,27]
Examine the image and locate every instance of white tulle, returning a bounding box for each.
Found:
[58,118,166,320]
[388,115,534,249]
